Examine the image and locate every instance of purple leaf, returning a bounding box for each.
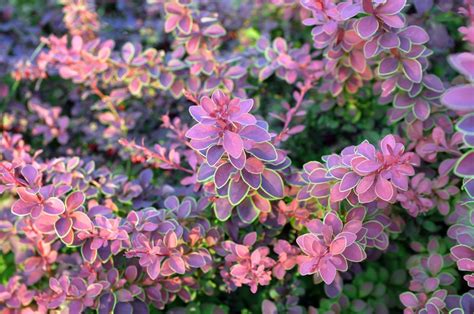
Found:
[11,200,35,216]
[343,243,366,262]
[402,59,423,83]
[207,145,225,166]
[225,66,246,79]
[223,130,244,159]
[229,179,250,205]
[350,50,366,73]
[240,125,271,143]
[341,4,361,20]
[115,303,133,313]
[455,151,474,177]
[237,198,259,223]
[21,165,38,187]
[229,152,246,170]
[378,57,399,76]
[203,24,226,37]
[245,157,264,174]
[260,169,284,198]
[238,99,254,114]
[364,221,384,238]
[66,191,85,211]
[331,182,351,202]
[356,16,379,39]
[413,0,433,14]
[330,237,347,255]
[178,15,192,34]
[241,170,261,190]
[379,33,400,49]
[399,25,429,44]
[354,160,381,173]
[413,98,430,121]
[81,240,97,263]
[378,0,406,15]
[394,93,415,108]
[159,72,175,89]
[169,256,186,274]
[55,217,73,238]
[259,66,274,81]
[427,254,443,274]
[381,14,405,29]
[448,52,474,81]
[458,114,474,134]
[423,74,444,93]
[249,142,277,162]
[98,293,116,314]
[324,212,343,234]
[121,43,135,64]
[262,300,278,314]
[187,253,206,268]
[197,162,215,182]
[215,163,236,188]
[442,85,474,112]
[186,124,219,140]
[214,198,233,221]
[424,278,440,293]
[320,260,337,285]
[364,38,380,58]
[164,196,179,210]
[43,197,66,215]
[400,292,418,308]
[273,37,287,52]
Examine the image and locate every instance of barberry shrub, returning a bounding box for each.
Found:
[0,0,473,313]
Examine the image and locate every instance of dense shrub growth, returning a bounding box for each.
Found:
[0,0,473,313]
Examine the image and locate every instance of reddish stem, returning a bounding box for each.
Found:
[274,80,313,145]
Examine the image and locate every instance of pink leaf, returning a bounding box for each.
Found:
[169,256,186,274]
[223,130,244,159]
[375,177,395,201]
